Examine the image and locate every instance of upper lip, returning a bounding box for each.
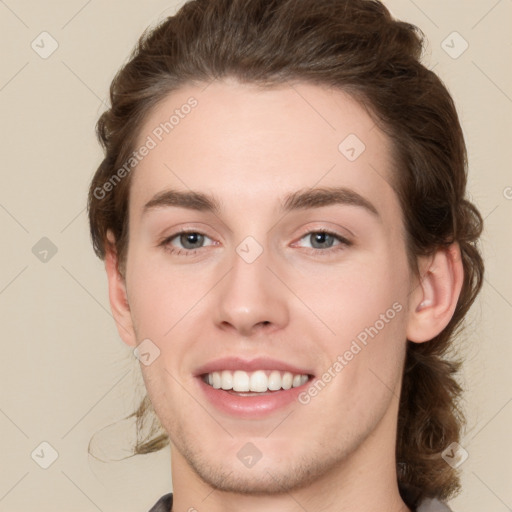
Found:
[194,357,314,377]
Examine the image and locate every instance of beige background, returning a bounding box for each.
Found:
[0,0,511,511]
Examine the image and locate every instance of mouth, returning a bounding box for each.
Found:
[200,369,312,395]
[194,358,315,418]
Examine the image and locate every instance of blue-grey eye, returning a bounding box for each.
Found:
[308,232,337,249]
[179,232,205,249]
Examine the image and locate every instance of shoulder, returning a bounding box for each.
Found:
[147,493,173,512]
[145,492,454,512]
[417,497,453,511]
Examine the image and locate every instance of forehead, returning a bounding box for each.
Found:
[130,79,398,220]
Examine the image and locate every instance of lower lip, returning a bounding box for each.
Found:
[196,376,311,419]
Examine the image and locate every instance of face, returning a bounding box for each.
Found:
[119,78,417,494]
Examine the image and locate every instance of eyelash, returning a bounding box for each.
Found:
[159,229,352,257]
[159,230,215,257]
[293,230,352,256]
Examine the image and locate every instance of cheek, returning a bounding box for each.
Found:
[291,249,410,399]
[138,359,192,436]
[327,260,408,393]
[126,253,211,340]
[292,253,408,341]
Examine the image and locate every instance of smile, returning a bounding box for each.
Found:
[202,369,310,393]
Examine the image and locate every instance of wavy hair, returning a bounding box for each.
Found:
[87,0,484,505]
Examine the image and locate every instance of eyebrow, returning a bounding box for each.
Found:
[142,186,380,218]
[143,189,221,214]
[282,187,379,217]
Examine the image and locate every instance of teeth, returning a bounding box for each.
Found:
[282,372,293,390]
[221,370,233,390]
[268,370,282,391]
[203,370,309,392]
[249,370,268,392]
[212,372,222,389]
[233,370,250,392]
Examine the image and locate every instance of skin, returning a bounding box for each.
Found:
[105,78,463,512]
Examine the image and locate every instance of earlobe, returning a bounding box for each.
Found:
[104,230,138,347]
[406,243,464,343]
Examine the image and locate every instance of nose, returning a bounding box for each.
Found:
[213,245,289,337]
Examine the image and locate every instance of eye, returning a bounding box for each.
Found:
[294,230,351,254]
[160,230,215,255]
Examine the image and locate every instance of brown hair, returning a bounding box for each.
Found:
[87,0,484,505]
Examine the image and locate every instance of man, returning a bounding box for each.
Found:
[88,1,484,511]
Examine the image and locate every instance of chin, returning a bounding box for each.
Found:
[180,441,346,496]
[194,462,310,495]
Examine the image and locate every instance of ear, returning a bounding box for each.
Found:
[406,242,464,343]
[104,230,137,347]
